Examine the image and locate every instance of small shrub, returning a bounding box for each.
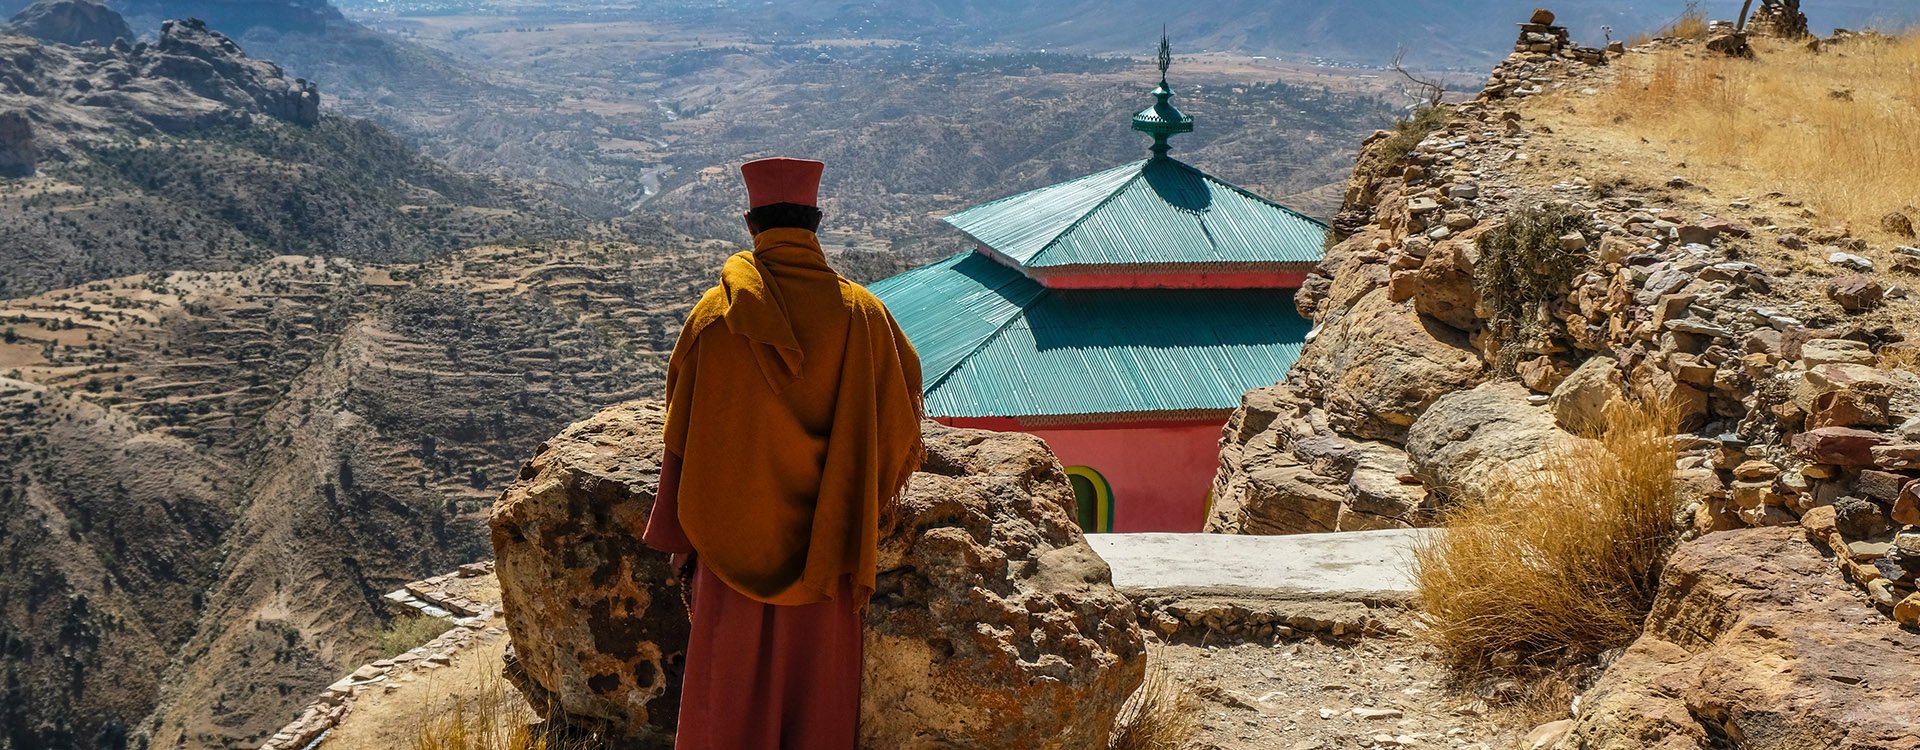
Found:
[376,615,455,658]
[1475,204,1593,368]
[1108,656,1198,750]
[1361,106,1450,181]
[1412,397,1685,674]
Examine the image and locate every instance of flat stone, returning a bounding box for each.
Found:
[1733,460,1780,480]
[1408,197,1441,214]
[1087,529,1436,596]
[1791,427,1890,466]
[1801,339,1877,367]
[1828,251,1875,271]
[1871,444,1920,470]
[1353,707,1405,720]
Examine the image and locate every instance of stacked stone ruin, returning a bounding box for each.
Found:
[1513,8,1607,66]
[259,562,503,750]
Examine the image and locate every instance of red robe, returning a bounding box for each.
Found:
[644,449,863,749]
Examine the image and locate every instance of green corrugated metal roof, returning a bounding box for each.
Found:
[869,251,1310,419]
[941,157,1328,269]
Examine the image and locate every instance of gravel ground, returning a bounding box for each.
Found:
[1157,637,1538,750]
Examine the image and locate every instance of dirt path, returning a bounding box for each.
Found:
[1161,637,1529,750]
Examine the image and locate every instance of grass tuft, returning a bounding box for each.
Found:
[1412,397,1685,674]
[1632,2,1711,45]
[1109,655,1198,750]
[376,615,457,658]
[408,676,589,750]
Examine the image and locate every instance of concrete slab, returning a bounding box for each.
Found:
[1086,529,1438,597]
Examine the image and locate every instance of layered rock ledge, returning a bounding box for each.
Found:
[488,400,1146,748]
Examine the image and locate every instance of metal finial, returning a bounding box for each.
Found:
[1157,29,1171,83]
[1134,30,1193,159]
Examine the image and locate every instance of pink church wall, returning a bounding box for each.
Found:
[938,417,1224,532]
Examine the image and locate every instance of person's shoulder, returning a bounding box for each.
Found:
[683,283,729,337]
[837,277,892,316]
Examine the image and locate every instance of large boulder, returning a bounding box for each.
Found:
[1563,527,1920,750]
[1293,287,1488,441]
[489,400,1146,748]
[489,401,686,743]
[1406,381,1575,495]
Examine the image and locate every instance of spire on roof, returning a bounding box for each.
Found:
[1132,31,1194,160]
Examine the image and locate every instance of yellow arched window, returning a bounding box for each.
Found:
[1064,466,1113,534]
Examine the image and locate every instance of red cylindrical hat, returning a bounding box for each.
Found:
[741,157,824,208]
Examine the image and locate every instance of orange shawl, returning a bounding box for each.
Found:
[663,228,924,606]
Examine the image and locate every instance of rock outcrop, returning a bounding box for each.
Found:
[1562,526,1920,750]
[4,0,133,47]
[489,400,1146,748]
[0,14,320,156]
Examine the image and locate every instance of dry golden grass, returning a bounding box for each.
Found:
[1412,398,1684,673]
[1109,655,1199,750]
[408,676,587,750]
[1630,2,1710,45]
[1579,30,1920,240]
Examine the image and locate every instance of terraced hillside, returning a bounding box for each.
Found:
[0,239,737,748]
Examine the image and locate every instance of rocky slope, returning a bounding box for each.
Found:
[489,401,1146,748]
[0,6,579,297]
[1212,26,1919,539]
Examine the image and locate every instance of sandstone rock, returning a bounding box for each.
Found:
[1563,527,1920,750]
[1883,211,1917,238]
[1826,275,1885,312]
[1519,718,1573,750]
[1893,479,1920,526]
[1549,355,1623,434]
[1413,242,1481,331]
[1799,339,1875,367]
[1529,8,1556,25]
[490,402,687,742]
[1790,426,1890,467]
[490,401,1146,747]
[1515,355,1569,393]
[1407,382,1576,496]
[1294,288,1487,441]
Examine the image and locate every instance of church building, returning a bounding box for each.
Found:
[870,42,1326,532]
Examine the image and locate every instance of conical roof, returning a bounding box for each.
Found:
[942,157,1328,269]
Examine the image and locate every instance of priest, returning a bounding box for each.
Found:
[642,157,925,749]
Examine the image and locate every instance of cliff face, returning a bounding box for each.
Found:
[1211,36,1920,539]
